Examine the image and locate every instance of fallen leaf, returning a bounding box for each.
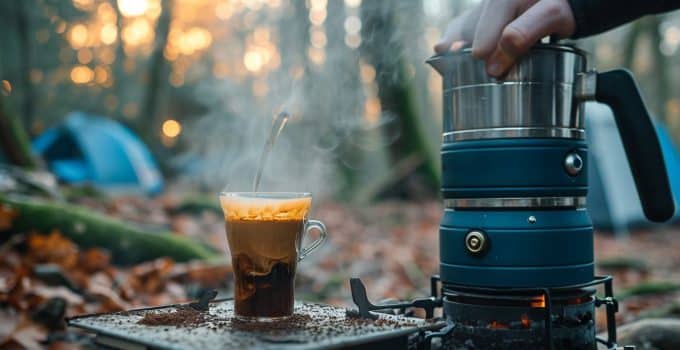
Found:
[0,204,17,231]
[87,283,129,312]
[78,248,110,273]
[27,231,78,269]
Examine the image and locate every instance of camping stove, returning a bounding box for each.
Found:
[351,275,618,350]
[351,44,675,350]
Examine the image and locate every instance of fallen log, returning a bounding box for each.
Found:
[0,193,220,265]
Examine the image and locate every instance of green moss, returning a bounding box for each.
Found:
[0,193,220,265]
[597,257,648,272]
[619,281,680,300]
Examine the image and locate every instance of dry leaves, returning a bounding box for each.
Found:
[1,193,679,349]
[0,229,232,349]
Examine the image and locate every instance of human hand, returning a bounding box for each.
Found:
[434,0,576,77]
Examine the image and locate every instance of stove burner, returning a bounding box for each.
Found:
[350,275,621,350]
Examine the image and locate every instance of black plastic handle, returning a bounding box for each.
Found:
[595,69,675,222]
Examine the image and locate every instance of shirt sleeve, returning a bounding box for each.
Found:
[568,0,680,39]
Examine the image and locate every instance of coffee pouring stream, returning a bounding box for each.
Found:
[252,111,290,192]
[426,44,674,289]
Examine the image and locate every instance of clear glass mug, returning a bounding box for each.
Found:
[219,192,327,319]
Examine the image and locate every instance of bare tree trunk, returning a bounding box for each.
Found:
[623,21,642,71]
[14,0,34,129]
[650,16,669,123]
[138,0,173,149]
[113,1,127,120]
[624,17,669,122]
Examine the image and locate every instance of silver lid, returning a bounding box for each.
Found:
[428,44,589,140]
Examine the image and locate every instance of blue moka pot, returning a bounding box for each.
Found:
[427,44,675,288]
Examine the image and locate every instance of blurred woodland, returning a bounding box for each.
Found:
[0,0,679,349]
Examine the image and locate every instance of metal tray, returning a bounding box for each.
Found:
[68,298,443,349]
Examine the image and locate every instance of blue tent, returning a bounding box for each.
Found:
[33,112,163,195]
[586,103,680,233]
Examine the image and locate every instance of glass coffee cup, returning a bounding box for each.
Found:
[219,192,327,320]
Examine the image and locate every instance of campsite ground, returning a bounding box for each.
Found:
[1,192,679,347]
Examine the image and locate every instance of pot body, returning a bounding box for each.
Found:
[430,45,594,288]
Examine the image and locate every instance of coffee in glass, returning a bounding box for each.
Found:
[219,192,327,319]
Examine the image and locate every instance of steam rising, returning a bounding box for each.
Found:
[178,1,450,199]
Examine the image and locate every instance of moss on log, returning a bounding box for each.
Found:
[619,281,680,299]
[0,194,220,265]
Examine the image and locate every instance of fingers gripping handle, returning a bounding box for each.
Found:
[299,219,327,261]
[595,69,675,222]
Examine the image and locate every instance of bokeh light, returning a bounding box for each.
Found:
[162,119,182,138]
[117,0,149,17]
[344,0,361,8]
[70,66,94,84]
[100,23,118,45]
[69,24,89,49]
[1,80,12,96]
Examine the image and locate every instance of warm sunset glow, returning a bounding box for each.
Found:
[360,63,376,83]
[307,46,326,65]
[310,0,327,9]
[98,47,116,64]
[69,24,89,48]
[364,97,381,124]
[70,66,94,84]
[162,119,182,138]
[310,29,327,48]
[244,51,264,72]
[169,72,184,87]
[1,80,12,96]
[253,27,270,44]
[309,8,327,26]
[94,66,110,84]
[97,2,117,22]
[122,18,153,47]
[215,2,233,20]
[117,0,149,17]
[345,33,361,49]
[344,0,361,8]
[178,27,213,55]
[73,0,94,11]
[100,23,118,45]
[77,49,93,64]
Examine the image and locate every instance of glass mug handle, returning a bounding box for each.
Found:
[299,219,327,261]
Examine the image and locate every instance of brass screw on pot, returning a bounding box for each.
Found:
[465,230,486,254]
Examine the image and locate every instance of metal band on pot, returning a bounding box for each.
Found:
[445,197,587,209]
[443,127,585,141]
